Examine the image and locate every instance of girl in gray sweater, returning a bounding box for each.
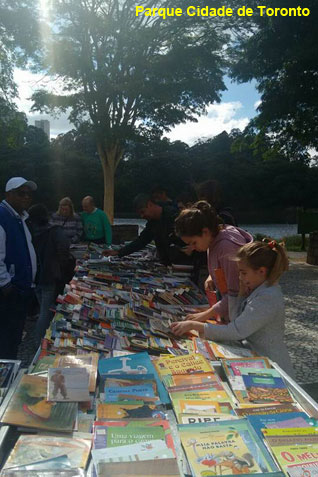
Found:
[171,240,295,377]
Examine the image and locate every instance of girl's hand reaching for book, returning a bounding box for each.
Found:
[185,311,210,322]
[170,321,196,336]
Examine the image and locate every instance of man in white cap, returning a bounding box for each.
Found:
[0,177,37,359]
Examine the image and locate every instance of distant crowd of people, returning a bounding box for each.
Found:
[0,176,295,377]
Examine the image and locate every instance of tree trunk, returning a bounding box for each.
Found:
[98,143,123,224]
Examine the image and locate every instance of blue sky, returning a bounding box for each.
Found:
[15,69,260,144]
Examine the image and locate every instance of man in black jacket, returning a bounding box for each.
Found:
[106,194,187,265]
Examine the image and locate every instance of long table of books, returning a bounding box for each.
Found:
[0,244,318,477]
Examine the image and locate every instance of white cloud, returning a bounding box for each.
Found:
[254,99,261,110]
[13,69,72,139]
[165,101,249,145]
[14,70,250,143]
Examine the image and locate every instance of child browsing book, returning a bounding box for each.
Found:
[171,240,295,377]
[174,200,253,322]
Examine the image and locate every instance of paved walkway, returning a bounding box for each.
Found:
[282,252,318,386]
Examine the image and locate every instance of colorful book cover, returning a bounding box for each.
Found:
[94,424,165,448]
[180,413,239,424]
[241,370,293,403]
[268,444,318,476]
[98,352,169,403]
[53,353,98,393]
[235,404,301,417]
[97,402,166,420]
[0,375,77,432]
[179,425,262,476]
[154,353,212,377]
[247,412,310,441]
[179,419,279,472]
[30,356,56,375]
[104,384,157,402]
[162,372,223,390]
[287,460,318,476]
[209,341,258,359]
[47,368,90,402]
[2,435,91,470]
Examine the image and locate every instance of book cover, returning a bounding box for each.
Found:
[96,459,180,477]
[235,404,301,417]
[154,353,213,377]
[287,460,318,476]
[53,353,98,392]
[162,372,223,390]
[98,352,169,404]
[2,435,91,470]
[268,444,318,475]
[241,371,293,403]
[104,384,157,403]
[179,425,262,476]
[97,402,166,420]
[209,342,258,359]
[179,419,279,472]
[247,412,310,441]
[47,368,90,402]
[180,413,239,424]
[0,375,77,432]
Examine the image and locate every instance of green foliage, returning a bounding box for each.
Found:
[282,235,309,252]
[231,0,318,153]
[0,0,41,100]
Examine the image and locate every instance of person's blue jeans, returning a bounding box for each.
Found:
[0,287,32,359]
[35,285,56,345]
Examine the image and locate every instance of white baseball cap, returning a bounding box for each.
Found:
[5,177,37,192]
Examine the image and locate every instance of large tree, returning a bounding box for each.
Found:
[231,0,318,154]
[0,0,40,101]
[31,0,242,221]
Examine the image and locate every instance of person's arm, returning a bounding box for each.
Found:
[204,292,278,341]
[0,225,11,289]
[101,211,112,245]
[117,223,154,257]
[211,243,241,317]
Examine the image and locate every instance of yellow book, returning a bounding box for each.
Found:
[180,426,262,476]
[262,427,318,437]
[154,353,212,377]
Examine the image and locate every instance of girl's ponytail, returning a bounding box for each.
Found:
[236,239,289,285]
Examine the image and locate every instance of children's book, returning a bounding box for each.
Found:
[104,384,158,403]
[240,369,293,403]
[286,461,318,477]
[179,419,279,473]
[267,444,318,476]
[96,402,166,420]
[2,435,91,470]
[53,353,98,392]
[0,375,77,432]
[47,368,90,402]
[162,371,223,390]
[179,413,239,424]
[209,341,258,359]
[179,424,263,476]
[247,412,310,441]
[96,459,180,477]
[154,353,213,377]
[30,356,56,375]
[235,403,302,417]
[98,352,169,403]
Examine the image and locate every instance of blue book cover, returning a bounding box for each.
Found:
[98,352,169,403]
[247,411,310,441]
[104,384,156,402]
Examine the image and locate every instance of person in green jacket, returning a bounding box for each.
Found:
[81,196,112,245]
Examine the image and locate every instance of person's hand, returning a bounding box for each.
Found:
[181,245,193,256]
[204,275,214,291]
[185,311,209,322]
[170,321,196,336]
[102,250,119,257]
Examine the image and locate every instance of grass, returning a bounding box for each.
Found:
[253,233,308,252]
